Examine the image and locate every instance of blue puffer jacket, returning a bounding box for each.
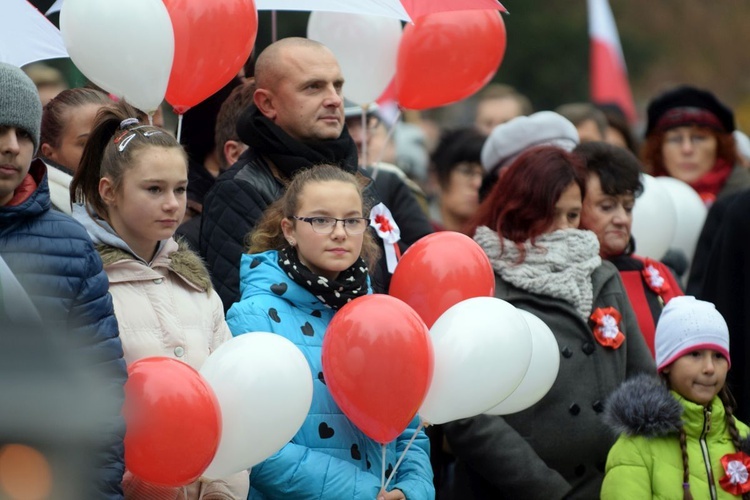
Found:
[227,250,434,500]
[0,160,127,499]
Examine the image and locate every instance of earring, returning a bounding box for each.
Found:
[288,239,295,247]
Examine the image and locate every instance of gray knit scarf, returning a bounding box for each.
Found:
[474,226,602,319]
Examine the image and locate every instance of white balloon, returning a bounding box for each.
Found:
[307,11,402,105]
[60,0,174,113]
[419,297,533,425]
[200,333,313,479]
[653,176,707,265]
[485,310,560,415]
[631,174,678,260]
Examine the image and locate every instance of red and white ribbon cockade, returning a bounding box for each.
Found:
[642,258,671,296]
[590,307,624,349]
[369,203,401,273]
[720,452,750,495]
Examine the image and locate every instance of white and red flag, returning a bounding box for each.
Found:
[588,0,636,124]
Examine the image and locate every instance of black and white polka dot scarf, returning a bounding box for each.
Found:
[278,247,369,310]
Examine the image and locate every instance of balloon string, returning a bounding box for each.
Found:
[176,114,184,143]
[373,108,402,170]
[380,443,387,490]
[361,105,369,170]
[272,11,278,42]
[383,420,425,491]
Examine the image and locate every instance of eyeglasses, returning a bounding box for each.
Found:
[292,216,369,235]
[663,132,712,147]
[455,162,484,180]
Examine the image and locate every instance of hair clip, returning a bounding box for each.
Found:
[116,133,137,152]
[119,117,139,129]
[113,123,166,153]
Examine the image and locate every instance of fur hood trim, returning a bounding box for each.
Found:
[603,373,683,438]
[97,239,212,292]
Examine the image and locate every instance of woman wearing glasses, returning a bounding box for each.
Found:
[226,164,434,500]
[428,127,487,232]
[641,85,750,206]
[641,86,750,294]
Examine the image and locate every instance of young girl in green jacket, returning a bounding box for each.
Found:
[602,296,750,500]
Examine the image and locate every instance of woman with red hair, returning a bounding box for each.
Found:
[442,146,655,500]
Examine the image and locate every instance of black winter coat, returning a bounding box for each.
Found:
[693,189,750,420]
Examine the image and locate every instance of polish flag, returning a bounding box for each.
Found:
[588,0,636,124]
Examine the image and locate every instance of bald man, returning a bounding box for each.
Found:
[199,38,365,310]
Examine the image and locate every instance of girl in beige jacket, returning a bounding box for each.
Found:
[70,101,249,500]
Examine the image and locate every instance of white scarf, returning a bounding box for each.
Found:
[474,226,602,319]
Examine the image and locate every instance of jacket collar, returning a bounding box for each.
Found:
[97,238,212,292]
[239,250,332,317]
[0,159,50,225]
[604,373,731,439]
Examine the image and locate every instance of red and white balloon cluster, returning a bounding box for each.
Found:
[307,6,508,111]
[321,231,560,486]
[123,334,313,487]
[122,233,561,488]
[60,0,258,115]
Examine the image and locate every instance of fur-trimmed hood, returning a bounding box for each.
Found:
[71,201,211,292]
[601,375,750,500]
[97,238,212,292]
[606,374,750,454]
[604,373,684,438]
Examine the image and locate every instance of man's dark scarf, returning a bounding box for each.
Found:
[237,105,359,177]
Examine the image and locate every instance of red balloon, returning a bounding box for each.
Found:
[124,357,222,486]
[396,10,506,110]
[163,0,258,114]
[390,231,495,329]
[322,295,433,444]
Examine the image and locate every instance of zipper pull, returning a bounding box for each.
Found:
[704,406,712,434]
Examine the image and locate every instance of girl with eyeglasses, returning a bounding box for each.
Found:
[226,164,434,500]
[70,100,249,499]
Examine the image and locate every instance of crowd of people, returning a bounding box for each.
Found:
[3,32,750,499]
